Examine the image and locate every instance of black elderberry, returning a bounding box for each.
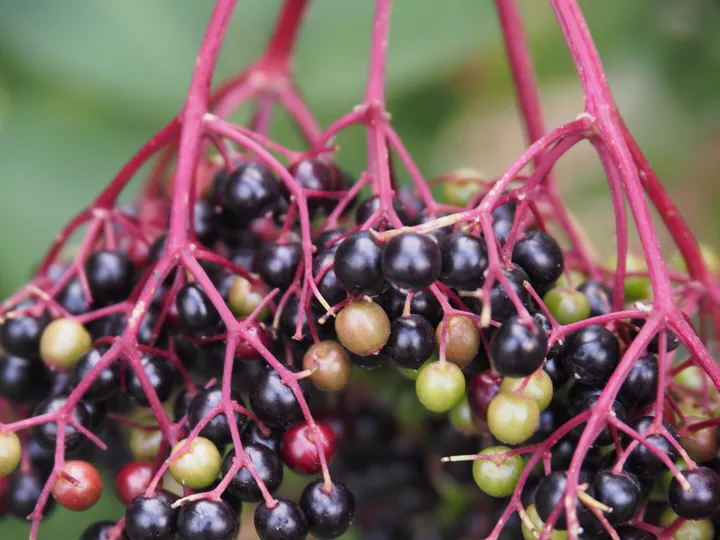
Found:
[257,241,303,289]
[126,355,177,406]
[85,250,136,304]
[629,318,680,354]
[80,521,120,540]
[355,195,409,226]
[313,249,347,308]
[562,325,620,386]
[333,231,387,296]
[124,491,178,540]
[439,232,489,291]
[0,354,51,402]
[223,162,281,221]
[177,499,239,540]
[58,278,92,315]
[490,315,547,377]
[490,201,517,246]
[6,467,56,519]
[70,346,119,402]
[383,315,436,370]
[299,480,355,539]
[0,311,48,359]
[278,296,333,344]
[176,282,220,336]
[223,443,284,502]
[241,422,284,452]
[314,228,348,250]
[379,287,442,327]
[535,471,593,530]
[568,385,627,446]
[668,466,720,520]
[32,395,91,454]
[187,384,248,447]
[577,280,613,317]
[192,199,219,246]
[618,352,658,411]
[249,368,308,427]
[624,417,680,478]
[512,230,564,293]
[254,498,309,540]
[593,471,642,525]
[483,265,531,322]
[289,158,340,213]
[382,232,441,291]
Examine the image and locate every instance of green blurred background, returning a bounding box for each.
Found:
[1,0,720,537]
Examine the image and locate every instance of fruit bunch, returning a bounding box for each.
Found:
[2,0,720,539]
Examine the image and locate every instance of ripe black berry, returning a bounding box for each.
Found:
[379,287,442,326]
[80,521,119,540]
[0,311,48,359]
[249,368,308,427]
[512,231,564,293]
[223,162,280,221]
[624,417,680,478]
[355,195,409,226]
[490,315,547,377]
[333,231,387,296]
[629,319,680,354]
[6,467,56,519]
[562,325,620,386]
[241,422,283,452]
[668,467,720,520]
[223,443,284,502]
[592,471,642,525]
[193,199,218,246]
[58,278,92,315]
[615,526,655,540]
[188,384,249,447]
[124,491,178,540]
[299,480,355,539]
[381,232,441,291]
[483,265,531,322]
[289,158,340,213]
[618,352,658,411]
[383,315,436,370]
[177,499,239,540]
[535,471,593,530]
[254,498,309,540]
[439,232,488,291]
[257,241,302,289]
[0,354,51,402]
[313,249,346,308]
[85,250,135,304]
[70,347,119,402]
[176,283,220,336]
[577,280,613,317]
[32,396,91,454]
[491,202,516,245]
[569,385,627,446]
[127,355,177,406]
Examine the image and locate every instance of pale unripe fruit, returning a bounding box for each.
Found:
[40,318,92,370]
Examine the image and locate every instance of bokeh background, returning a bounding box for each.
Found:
[1,0,720,537]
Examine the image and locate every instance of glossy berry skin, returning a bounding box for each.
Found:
[485,265,531,322]
[592,471,642,525]
[52,460,103,511]
[355,195,409,226]
[85,250,135,304]
[257,241,303,289]
[0,312,48,359]
[254,498,309,540]
[629,318,680,354]
[188,384,248,447]
[176,283,220,336]
[70,347,119,402]
[241,422,283,453]
[577,280,613,317]
[669,467,720,519]
[511,231,564,293]
[223,443,283,502]
[223,162,280,220]
[382,232,441,291]
[467,371,503,419]
[282,422,337,475]
[569,386,627,446]
[300,480,355,539]
[6,468,56,519]
[114,461,154,506]
[127,355,177,406]
[618,352,658,410]
[79,521,120,540]
[624,417,680,478]
[192,199,218,246]
[0,354,50,402]
[249,369,308,427]
[379,287,442,327]
[383,315,436,370]
[124,491,178,540]
[535,471,593,530]
[313,249,346,307]
[58,278,91,316]
[542,354,569,389]
[615,526,655,540]
[32,396,90,454]
[333,231,387,296]
[177,499,239,540]
[490,315,548,377]
[289,158,339,211]
[561,325,620,386]
[439,232,489,291]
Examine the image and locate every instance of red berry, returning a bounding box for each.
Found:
[235,321,271,360]
[114,461,154,506]
[281,422,336,475]
[468,371,503,419]
[52,460,103,511]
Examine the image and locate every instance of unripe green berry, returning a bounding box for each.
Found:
[169,436,221,489]
[659,507,714,540]
[522,504,568,540]
[0,432,22,478]
[500,370,554,412]
[542,287,590,325]
[415,361,466,413]
[487,393,539,445]
[472,446,524,497]
[606,252,652,303]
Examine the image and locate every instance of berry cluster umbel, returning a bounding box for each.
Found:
[0,0,719,539]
